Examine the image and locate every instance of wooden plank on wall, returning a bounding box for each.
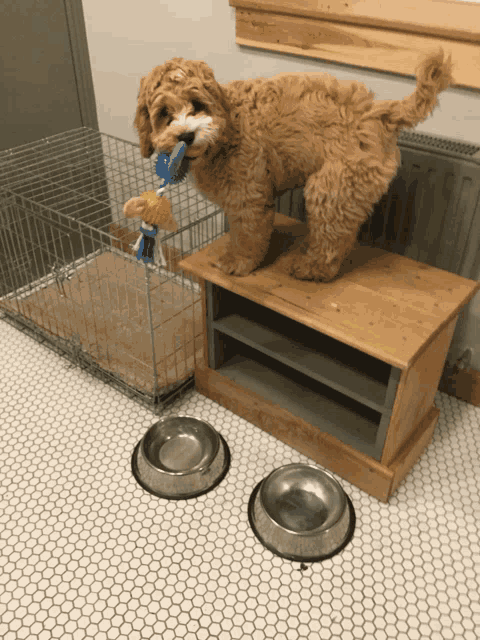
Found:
[231,0,480,44]
[234,8,480,90]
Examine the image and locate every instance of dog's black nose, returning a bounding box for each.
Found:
[178,132,195,146]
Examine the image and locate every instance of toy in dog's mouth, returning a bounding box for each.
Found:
[174,154,191,181]
[156,141,191,185]
[167,147,203,179]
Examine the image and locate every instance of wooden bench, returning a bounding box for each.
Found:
[180,214,479,502]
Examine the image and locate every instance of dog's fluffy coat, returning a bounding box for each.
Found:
[135,52,453,281]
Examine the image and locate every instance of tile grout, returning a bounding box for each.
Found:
[1,318,479,640]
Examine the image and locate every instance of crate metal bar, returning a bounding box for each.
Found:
[145,257,160,398]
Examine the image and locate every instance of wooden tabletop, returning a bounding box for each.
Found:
[179,215,480,369]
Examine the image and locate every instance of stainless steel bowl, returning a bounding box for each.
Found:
[248,463,355,562]
[132,415,230,499]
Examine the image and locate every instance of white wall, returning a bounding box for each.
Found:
[82,0,480,146]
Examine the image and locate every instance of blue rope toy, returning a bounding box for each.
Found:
[132,141,187,264]
[155,140,188,190]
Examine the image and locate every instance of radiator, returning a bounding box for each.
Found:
[275,130,480,281]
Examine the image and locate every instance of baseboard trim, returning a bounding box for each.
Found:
[439,366,480,406]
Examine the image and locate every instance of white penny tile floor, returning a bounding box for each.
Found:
[1,317,479,640]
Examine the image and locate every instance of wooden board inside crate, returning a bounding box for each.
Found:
[1,251,203,396]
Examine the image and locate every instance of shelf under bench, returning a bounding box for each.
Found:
[212,310,391,411]
[179,214,480,502]
[207,286,400,460]
[214,346,387,459]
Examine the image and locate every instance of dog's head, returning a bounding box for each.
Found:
[134,58,229,165]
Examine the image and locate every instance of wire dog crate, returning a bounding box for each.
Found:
[0,127,226,410]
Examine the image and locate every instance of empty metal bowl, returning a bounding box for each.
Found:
[248,463,355,562]
[132,415,230,499]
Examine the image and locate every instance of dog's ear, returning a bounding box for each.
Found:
[194,60,230,112]
[194,60,217,84]
[134,76,154,158]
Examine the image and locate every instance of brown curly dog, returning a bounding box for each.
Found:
[134,51,453,281]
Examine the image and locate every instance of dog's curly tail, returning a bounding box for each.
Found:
[371,49,454,132]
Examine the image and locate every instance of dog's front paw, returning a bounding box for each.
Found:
[212,252,258,277]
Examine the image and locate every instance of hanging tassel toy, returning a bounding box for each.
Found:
[123,141,187,264]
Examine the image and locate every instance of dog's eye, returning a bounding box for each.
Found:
[192,100,206,114]
[157,107,173,126]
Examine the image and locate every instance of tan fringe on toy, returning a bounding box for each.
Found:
[123,191,178,230]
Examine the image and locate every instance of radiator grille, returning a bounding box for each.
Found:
[399,130,480,160]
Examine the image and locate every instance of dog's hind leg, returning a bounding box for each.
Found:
[213,207,275,277]
[278,158,392,282]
